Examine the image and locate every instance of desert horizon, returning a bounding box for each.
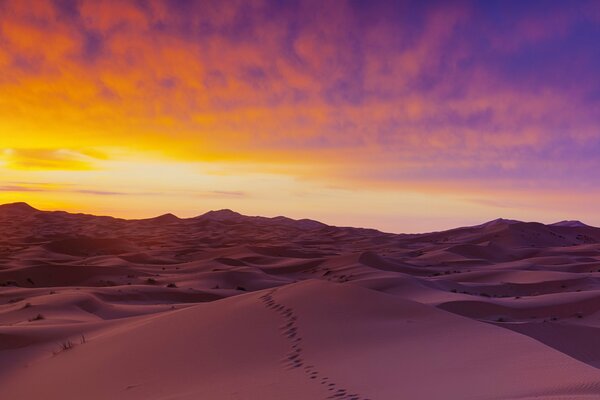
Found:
[3,201,600,398]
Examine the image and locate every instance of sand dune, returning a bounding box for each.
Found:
[1,202,600,399]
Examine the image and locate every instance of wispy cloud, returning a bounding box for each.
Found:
[0,181,247,200]
[0,182,158,196]
[205,190,247,198]
[73,189,159,196]
[1,148,106,170]
[0,185,46,192]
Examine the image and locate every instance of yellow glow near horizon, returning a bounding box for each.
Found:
[1,150,597,233]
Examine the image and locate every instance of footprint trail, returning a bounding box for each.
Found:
[259,289,373,400]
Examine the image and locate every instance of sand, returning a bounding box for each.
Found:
[1,202,600,399]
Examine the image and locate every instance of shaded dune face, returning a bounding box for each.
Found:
[43,237,138,256]
[1,203,600,399]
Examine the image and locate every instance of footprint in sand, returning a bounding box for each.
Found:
[259,290,371,400]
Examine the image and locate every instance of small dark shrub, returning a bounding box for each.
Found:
[8,297,24,304]
[29,313,44,321]
[146,278,157,285]
[60,341,74,351]
[167,283,177,288]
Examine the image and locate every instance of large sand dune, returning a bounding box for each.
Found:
[1,202,600,399]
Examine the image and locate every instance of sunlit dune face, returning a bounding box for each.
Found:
[1,0,599,232]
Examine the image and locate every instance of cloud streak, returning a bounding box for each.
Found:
[1,148,106,170]
[0,182,157,196]
[0,181,246,199]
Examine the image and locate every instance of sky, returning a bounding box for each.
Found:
[1,0,599,233]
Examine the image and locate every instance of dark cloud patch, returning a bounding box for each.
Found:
[52,0,81,20]
[0,185,45,192]
[324,77,366,106]
[51,0,106,63]
[97,81,120,101]
[10,54,45,74]
[81,29,104,62]
[159,77,178,89]
[239,65,268,89]
[203,70,227,89]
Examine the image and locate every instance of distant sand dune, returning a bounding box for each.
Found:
[1,203,600,399]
